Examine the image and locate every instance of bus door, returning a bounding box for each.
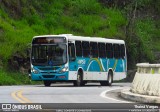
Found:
[68,42,77,71]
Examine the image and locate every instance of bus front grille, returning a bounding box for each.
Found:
[41,72,56,74]
[39,67,60,71]
[42,75,55,78]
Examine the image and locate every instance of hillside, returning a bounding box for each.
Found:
[0,0,160,84]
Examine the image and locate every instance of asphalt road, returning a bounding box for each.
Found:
[0,83,131,103]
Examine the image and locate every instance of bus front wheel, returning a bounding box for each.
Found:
[73,74,84,86]
[44,81,52,87]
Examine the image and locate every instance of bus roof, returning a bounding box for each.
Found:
[33,34,125,44]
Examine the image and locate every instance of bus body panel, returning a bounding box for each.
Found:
[31,71,69,81]
[31,65,69,81]
[67,57,127,81]
[30,34,127,83]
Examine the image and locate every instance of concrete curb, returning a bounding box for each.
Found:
[121,89,160,103]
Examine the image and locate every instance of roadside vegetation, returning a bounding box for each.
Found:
[0,0,159,84]
[0,69,42,85]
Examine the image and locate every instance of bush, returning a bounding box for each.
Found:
[71,0,102,15]
[135,18,155,62]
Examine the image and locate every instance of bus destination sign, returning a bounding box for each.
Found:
[32,37,66,44]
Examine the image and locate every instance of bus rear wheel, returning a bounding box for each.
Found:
[44,81,52,87]
[100,71,113,86]
[106,71,113,86]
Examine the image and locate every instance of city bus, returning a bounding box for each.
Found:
[30,34,127,86]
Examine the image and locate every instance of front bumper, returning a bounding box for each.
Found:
[31,71,69,81]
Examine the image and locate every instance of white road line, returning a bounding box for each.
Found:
[100,88,131,103]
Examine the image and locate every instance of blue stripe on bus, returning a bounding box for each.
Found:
[31,58,126,81]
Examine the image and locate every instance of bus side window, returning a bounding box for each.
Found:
[75,41,82,57]
[120,44,125,59]
[106,43,113,58]
[68,43,76,61]
[82,41,90,57]
[90,42,98,58]
[113,44,120,59]
[98,43,106,58]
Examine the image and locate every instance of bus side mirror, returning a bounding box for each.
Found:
[28,69,31,79]
[28,69,31,74]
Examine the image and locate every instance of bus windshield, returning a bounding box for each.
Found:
[31,44,67,66]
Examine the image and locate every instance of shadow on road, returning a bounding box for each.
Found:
[34,83,126,88]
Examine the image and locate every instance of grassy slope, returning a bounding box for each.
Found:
[0,0,159,84]
[0,69,42,85]
[0,0,126,60]
[0,0,126,85]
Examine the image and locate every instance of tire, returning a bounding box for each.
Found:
[106,71,113,86]
[44,81,52,87]
[100,71,113,86]
[73,73,84,86]
[100,81,107,86]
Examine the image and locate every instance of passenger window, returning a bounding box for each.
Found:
[82,41,90,57]
[113,44,120,59]
[120,44,125,59]
[75,41,82,57]
[106,43,113,58]
[90,42,98,58]
[98,43,106,58]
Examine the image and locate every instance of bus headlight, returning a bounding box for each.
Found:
[31,68,39,74]
[59,67,68,73]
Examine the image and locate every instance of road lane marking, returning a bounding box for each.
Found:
[17,90,32,103]
[11,90,25,103]
[100,88,131,103]
[11,89,32,103]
